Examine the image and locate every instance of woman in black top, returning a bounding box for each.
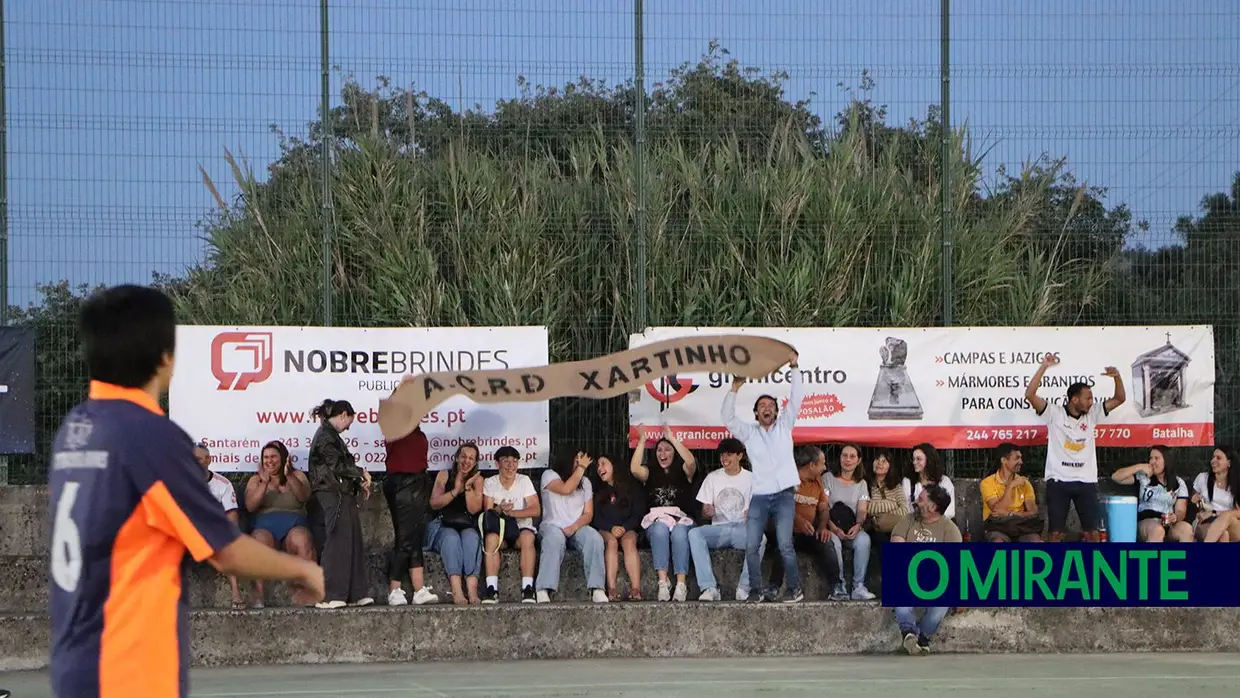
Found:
[307,398,372,608]
[592,455,647,601]
[630,425,697,602]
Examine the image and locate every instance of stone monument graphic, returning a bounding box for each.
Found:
[1130,333,1191,418]
[868,336,924,420]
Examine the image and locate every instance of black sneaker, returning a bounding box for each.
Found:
[917,634,932,654]
[761,587,780,603]
[782,588,805,603]
[481,586,499,605]
[521,585,537,603]
[901,631,923,655]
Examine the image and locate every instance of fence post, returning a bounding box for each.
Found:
[633,0,648,333]
[319,0,334,327]
[940,0,954,477]
[0,0,10,485]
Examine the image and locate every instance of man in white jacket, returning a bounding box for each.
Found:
[721,350,804,603]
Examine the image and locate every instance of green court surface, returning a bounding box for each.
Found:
[6,653,1238,697]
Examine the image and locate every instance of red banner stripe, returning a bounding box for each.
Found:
[629,423,1215,450]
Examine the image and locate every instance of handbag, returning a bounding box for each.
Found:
[440,509,477,532]
[984,513,1045,539]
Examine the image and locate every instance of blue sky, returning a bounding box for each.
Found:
[5,0,1238,308]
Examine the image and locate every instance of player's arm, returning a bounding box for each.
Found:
[1025,354,1056,415]
[778,352,803,428]
[142,436,323,601]
[1102,366,1126,413]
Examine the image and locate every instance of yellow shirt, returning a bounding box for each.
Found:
[980,472,1036,519]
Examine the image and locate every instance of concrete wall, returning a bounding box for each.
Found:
[4,604,1238,671]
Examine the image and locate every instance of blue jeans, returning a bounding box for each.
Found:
[434,525,482,578]
[830,529,872,588]
[647,521,692,575]
[536,522,606,591]
[747,488,799,592]
[895,606,949,638]
[688,522,755,592]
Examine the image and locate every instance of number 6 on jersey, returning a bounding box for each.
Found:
[52,482,83,592]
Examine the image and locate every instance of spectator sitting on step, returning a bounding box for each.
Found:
[980,443,1043,542]
[825,443,875,601]
[866,450,907,536]
[1195,446,1240,541]
[689,438,761,602]
[769,445,845,601]
[480,446,540,604]
[244,440,315,607]
[1113,446,1192,543]
[591,455,646,601]
[631,425,698,602]
[195,442,246,610]
[904,443,956,520]
[428,442,485,604]
[892,484,962,656]
[536,451,608,604]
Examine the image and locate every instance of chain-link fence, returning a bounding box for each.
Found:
[3,0,1237,484]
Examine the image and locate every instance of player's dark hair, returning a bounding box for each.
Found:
[717,437,746,456]
[447,442,480,484]
[794,445,822,470]
[829,443,868,482]
[1149,444,1179,490]
[311,399,355,422]
[552,451,588,489]
[993,442,1020,474]
[79,285,177,388]
[869,449,902,491]
[495,445,521,462]
[1209,446,1240,504]
[262,440,291,485]
[1066,382,1090,401]
[924,483,952,516]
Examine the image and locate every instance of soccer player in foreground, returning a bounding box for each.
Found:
[48,285,325,698]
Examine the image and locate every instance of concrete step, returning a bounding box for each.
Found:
[1,547,881,612]
[5,604,1238,671]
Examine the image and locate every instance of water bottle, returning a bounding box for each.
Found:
[1098,512,1109,543]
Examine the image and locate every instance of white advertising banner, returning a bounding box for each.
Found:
[170,326,550,471]
[629,326,1215,450]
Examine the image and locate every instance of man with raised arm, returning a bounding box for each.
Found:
[721,350,805,603]
[1025,353,1126,543]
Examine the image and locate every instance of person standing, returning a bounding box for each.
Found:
[48,285,322,698]
[308,398,374,608]
[1025,354,1126,542]
[382,375,440,607]
[721,350,804,603]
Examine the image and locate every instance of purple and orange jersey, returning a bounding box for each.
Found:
[48,382,241,698]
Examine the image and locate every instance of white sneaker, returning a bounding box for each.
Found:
[536,590,552,604]
[592,589,610,603]
[852,585,876,601]
[412,587,440,605]
[352,597,375,607]
[699,587,721,602]
[735,587,751,601]
[387,588,408,606]
[657,580,672,602]
[315,600,347,609]
[673,581,688,602]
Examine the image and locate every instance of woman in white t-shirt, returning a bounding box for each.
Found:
[480,446,541,604]
[1198,447,1240,542]
[903,443,956,520]
[535,452,608,604]
[1112,446,1192,542]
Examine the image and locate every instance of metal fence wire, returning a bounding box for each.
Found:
[2,0,1238,484]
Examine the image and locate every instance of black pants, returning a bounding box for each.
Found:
[769,532,843,592]
[313,489,369,603]
[1046,480,1100,533]
[383,472,431,579]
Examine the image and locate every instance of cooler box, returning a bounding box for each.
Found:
[1102,495,1138,543]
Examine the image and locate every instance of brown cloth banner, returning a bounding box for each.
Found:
[378,334,795,442]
